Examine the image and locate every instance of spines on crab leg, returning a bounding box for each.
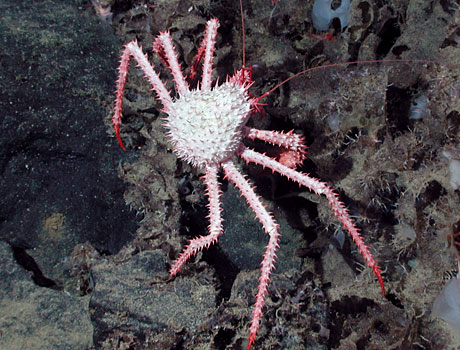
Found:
[201,19,219,90]
[154,32,189,96]
[243,127,306,151]
[243,127,307,168]
[169,165,224,276]
[188,19,219,88]
[240,148,385,295]
[222,162,281,350]
[112,40,172,150]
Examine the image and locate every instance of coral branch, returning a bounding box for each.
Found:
[222,162,280,350]
[240,148,385,295]
[169,165,223,276]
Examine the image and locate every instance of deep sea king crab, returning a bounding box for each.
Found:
[112,17,384,349]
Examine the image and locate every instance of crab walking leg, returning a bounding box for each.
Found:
[189,19,219,82]
[222,162,280,350]
[189,45,206,81]
[112,40,172,150]
[169,165,223,276]
[240,148,385,295]
[154,32,189,96]
[200,18,219,91]
[243,127,307,155]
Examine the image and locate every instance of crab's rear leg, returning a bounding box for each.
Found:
[240,148,385,295]
[222,162,281,350]
[169,165,224,276]
[112,40,172,150]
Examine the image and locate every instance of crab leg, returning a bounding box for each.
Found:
[154,32,189,96]
[189,19,219,87]
[244,127,306,153]
[112,40,172,150]
[222,161,280,350]
[169,165,223,276]
[243,127,307,168]
[240,147,385,295]
[200,19,219,91]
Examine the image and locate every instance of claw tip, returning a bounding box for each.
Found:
[114,124,126,151]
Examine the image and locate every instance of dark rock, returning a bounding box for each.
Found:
[0,0,138,285]
[0,241,93,349]
[90,250,216,348]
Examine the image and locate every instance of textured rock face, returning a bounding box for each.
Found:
[0,242,93,350]
[166,83,252,168]
[90,250,217,348]
[0,0,138,283]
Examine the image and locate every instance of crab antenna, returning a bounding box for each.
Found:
[255,58,436,102]
[240,0,246,67]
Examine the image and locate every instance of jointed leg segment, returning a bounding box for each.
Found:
[169,165,223,276]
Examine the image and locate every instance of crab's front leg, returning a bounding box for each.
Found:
[112,40,172,150]
[244,127,307,168]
